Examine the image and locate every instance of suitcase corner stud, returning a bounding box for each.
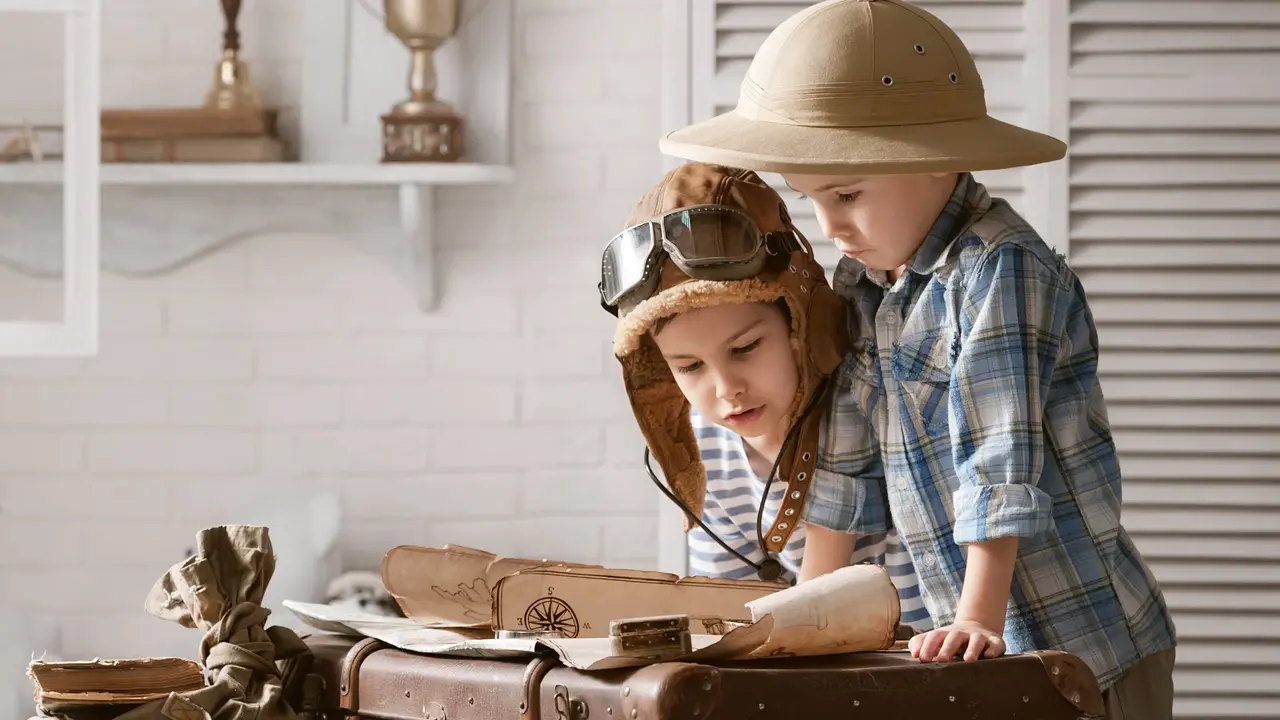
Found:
[609,614,693,661]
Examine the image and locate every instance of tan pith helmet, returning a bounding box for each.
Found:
[660,0,1067,175]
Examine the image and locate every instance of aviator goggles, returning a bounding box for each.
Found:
[598,204,806,316]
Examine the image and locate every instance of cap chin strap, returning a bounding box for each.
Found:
[642,376,829,584]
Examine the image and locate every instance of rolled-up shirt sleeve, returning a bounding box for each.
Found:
[950,242,1066,544]
[803,352,889,535]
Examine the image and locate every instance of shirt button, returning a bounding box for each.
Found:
[922,552,937,568]
[895,475,910,491]
[883,310,899,325]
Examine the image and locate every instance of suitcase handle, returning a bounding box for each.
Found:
[519,656,560,720]
[338,638,389,712]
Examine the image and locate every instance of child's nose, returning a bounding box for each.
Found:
[715,370,746,401]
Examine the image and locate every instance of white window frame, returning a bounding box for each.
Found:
[0,0,100,357]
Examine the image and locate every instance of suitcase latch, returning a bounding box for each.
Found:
[554,685,590,720]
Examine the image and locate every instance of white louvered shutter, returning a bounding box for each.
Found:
[694,0,1031,279]
[1067,2,1280,717]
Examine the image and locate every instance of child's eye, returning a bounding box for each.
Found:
[732,338,762,355]
[836,192,860,204]
[795,193,809,201]
[676,360,703,374]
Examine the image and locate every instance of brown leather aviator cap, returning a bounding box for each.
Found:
[611,162,849,553]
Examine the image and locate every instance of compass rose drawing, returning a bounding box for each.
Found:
[522,596,580,638]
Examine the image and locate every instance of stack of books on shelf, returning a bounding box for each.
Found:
[100,106,285,163]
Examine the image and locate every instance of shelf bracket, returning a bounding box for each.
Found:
[399,182,437,312]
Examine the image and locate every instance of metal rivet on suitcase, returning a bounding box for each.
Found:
[404,690,411,698]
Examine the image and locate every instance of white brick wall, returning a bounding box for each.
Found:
[0,0,664,661]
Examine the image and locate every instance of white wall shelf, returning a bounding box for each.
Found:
[0,161,514,313]
[0,162,514,186]
[0,0,85,12]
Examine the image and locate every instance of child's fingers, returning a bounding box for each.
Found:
[982,635,1007,658]
[908,632,924,657]
[918,629,948,662]
[934,629,970,662]
[962,633,987,662]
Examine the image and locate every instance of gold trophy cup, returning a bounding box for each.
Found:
[380,0,466,162]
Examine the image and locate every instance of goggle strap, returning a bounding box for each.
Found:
[765,230,804,256]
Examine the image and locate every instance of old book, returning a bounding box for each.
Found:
[101,107,277,140]
[101,135,285,163]
[27,656,205,710]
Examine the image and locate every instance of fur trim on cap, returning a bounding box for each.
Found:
[613,278,785,358]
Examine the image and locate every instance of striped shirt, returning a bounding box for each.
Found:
[686,409,932,630]
[805,172,1176,690]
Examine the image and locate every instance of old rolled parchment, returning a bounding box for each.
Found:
[742,563,901,658]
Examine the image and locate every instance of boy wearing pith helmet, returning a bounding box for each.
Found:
[659,1,1176,718]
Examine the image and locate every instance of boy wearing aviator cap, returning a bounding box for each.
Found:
[600,161,932,633]
[658,1,1176,718]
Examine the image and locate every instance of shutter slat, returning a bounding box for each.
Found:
[1135,536,1280,562]
[1073,27,1280,53]
[1076,270,1280,295]
[1089,298,1278,324]
[1103,378,1280,401]
[1115,430,1278,456]
[1071,0,1280,25]
[1072,131,1280,157]
[1122,457,1280,481]
[1096,326,1280,351]
[1125,481,1280,507]
[1073,243,1280,268]
[1072,77,1280,103]
[1073,51,1280,76]
[1071,188,1280,212]
[1072,159,1280,186]
[1124,507,1280,534]
[1072,214,1280,241]
[1100,351,1280,375]
[1165,588,1280,613]
[1108,405,1280,429]
[1174,640,1280,666]
[1149,561,1280,585]
[1071,103,1280,130]
[1163,613,1280,640]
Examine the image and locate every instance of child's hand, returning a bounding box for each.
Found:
[908,620,1006,663]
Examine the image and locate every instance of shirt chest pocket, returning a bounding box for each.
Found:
[890,328,954,438]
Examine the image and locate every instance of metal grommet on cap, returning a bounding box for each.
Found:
[881,75,894,87]
[914,43,925,54]
[948,72,958,84]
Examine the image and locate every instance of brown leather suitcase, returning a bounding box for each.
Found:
[298,633,1105,720]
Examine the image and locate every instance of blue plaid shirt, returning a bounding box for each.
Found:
[805,173,1176,690]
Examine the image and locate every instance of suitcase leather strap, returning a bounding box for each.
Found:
[518,656,559,720]
[339,637,388,712]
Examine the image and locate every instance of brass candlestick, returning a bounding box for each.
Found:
[379,0,466,162]
[205,0,263,111]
